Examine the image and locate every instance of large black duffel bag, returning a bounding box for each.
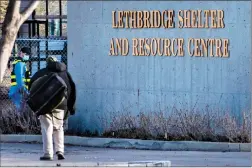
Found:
[26,73,68,116]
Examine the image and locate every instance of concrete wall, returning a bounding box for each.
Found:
[68,1,251,132]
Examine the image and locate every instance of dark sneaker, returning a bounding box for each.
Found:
[56,151,65,160]
[40,155,53,161]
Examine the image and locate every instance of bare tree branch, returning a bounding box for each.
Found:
[13,0,21,15]
[0,0,40,83]
[3,0,18,23]
[20,1,40,24]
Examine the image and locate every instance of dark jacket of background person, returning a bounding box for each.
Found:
[28,61,76,116]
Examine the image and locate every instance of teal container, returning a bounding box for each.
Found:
[50,19,60,36]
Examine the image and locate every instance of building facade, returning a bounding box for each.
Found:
[68,1,251,132]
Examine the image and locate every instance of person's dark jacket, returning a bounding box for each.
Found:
[29,62,76,116]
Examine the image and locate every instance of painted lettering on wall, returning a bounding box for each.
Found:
[109,10,230,57]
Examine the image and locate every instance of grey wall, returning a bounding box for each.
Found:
[68,1,251,132]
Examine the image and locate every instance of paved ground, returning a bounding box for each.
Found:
[0,143,251,167]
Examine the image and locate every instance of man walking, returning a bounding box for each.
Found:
[9,47,31,111]
[29,56,76,161]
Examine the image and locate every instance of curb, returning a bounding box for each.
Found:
[2,161,172,167]
[0,134,251,152]
[98,161,171,167]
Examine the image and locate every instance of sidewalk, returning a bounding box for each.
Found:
[0,142,251,167]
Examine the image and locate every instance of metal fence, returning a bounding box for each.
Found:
[0,38,67,115]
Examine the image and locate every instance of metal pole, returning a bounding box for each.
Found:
[37,22,40,71]
[37,22,40,37]
[32,11,36,37]
[46,0,49,37]
[28,23,31,38]
[59,0,62,36]
[45,0,49,59]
